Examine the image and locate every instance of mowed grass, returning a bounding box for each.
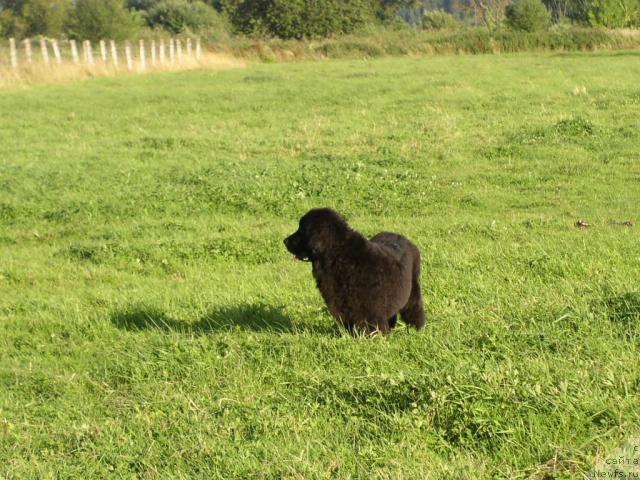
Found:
[1,51,639,479]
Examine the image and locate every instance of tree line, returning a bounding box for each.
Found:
[0,0,638,42]
[0,0,227,41]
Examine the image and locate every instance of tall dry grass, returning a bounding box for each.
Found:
[615,28,640,38]
[0,53,245,89]
[222,27,640,60]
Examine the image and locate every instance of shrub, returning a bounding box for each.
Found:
[145,0,227,35]
[67,0,143,41]
[422,9,460,30]
[505,0,551,32]
[222,0,377,39]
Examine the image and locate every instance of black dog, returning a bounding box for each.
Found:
[284,208,425,335]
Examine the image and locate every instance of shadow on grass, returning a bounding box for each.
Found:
[110,303,334,335]
[604,292,640,326]
[551,51,640,59]
[603,291,640,340]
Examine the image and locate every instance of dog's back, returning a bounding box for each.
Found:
[370,232,417,260]
[370,232,425,330]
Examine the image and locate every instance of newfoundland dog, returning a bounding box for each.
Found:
[284,208,425,335]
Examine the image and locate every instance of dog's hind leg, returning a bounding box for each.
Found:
[388,314,398,330]
[400,291,425,329]
[400,249,425,330]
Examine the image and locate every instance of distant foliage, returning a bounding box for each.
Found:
[126,0,229,39]
[126,0,158,10]
[222,0,377,38]
[21,0,73,37]
[145,0,226,34]
[202,0,224,11]
[422,9,460,29]
[467,0,511,30]
[376,0,422,22]
[0,0,72,38]
[506,0,551,31]
[0,9,26,37]
[586,0,640,27]
[67,0,143,41]
[542,0,589,22]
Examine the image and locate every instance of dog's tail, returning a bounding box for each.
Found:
[400,245,425,330]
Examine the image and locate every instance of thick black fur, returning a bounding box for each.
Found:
[284,208,425,335]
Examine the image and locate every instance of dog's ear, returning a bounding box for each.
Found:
[303,208,350,257]
[307,229,325,256]
[309,221,345,256]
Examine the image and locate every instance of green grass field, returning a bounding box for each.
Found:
[1,51,639,479]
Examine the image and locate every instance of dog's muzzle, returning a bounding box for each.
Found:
[284,235,311,262]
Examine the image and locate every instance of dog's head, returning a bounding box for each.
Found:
[284,208,349,262]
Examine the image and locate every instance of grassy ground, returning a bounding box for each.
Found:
[1,51,639,479]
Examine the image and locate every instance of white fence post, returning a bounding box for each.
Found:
[9,38,18,68]
[139,39,146,71]
[110,40,118,68]
[51,39,62,64]
[24,39,32,64]
[196,38,202,60]
[70,39,79,64]
[176,38,183,62]
[39,38,49,65]
[169,38,175,64]
[159,39,166,65]
[100,40,107,63]
[124,42,133,71]
[151,39,157,66]
[83,40,94,65]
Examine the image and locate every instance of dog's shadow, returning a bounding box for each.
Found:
[110,302,334,335]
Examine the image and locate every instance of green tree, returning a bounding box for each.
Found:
[467,0,511,29]
[505,0,550,31]
[0,0,71,38]
[67,0,142,40]
[377,0,421,21]
[542,0,589,22]
[202,0,223,11]
[145,0,225,34]
[422,8,460,28]
[22,0,73,37]
[126,0,157,9]
[586,0,640,27]
[0,0,26,13]
[222,0,377,38]
[0,9,27,37]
